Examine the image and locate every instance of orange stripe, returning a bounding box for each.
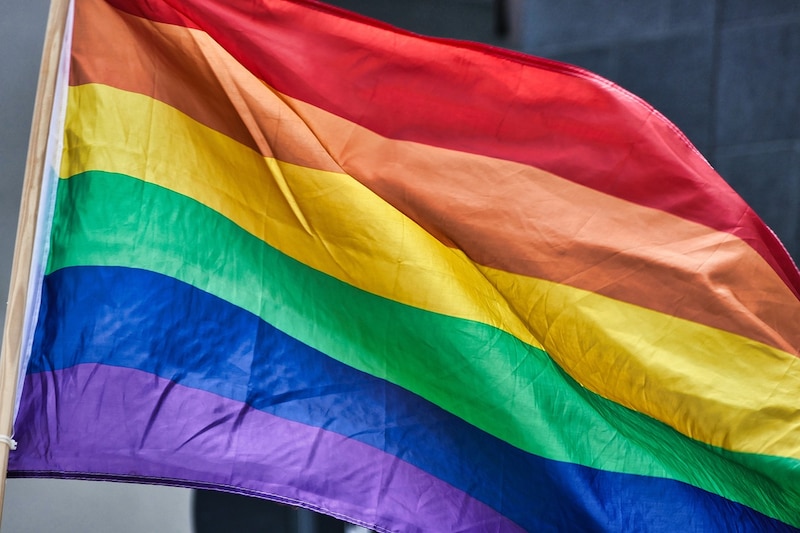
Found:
[71,0,799,355]
[70,0,341,174]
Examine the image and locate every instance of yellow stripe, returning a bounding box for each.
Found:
[484,265,800,456]
[62,83,542,350]
[62,82,800,460]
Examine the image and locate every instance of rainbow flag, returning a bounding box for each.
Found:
[8,0,800,530]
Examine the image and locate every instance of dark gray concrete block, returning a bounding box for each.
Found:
[721,0,800,24]
[714,144,800,260]
[518,0,671,54]
[716,21,800,145]
[667,0,716,31]
[324,0,503,44]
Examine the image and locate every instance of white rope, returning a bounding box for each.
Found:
[0,435,17,451]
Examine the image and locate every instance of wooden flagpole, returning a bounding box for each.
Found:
[0,0,71,523]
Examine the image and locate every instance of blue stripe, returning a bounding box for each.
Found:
[28,265,796,532]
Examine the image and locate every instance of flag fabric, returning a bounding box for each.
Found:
[8,0,800,530]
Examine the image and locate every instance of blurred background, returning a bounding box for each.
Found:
[1,0,798,531]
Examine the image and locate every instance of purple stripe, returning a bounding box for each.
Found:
[10,364,523,532]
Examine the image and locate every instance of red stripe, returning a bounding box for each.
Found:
[104,0,800,297]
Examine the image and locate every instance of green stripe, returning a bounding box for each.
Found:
[49,171,800,525]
